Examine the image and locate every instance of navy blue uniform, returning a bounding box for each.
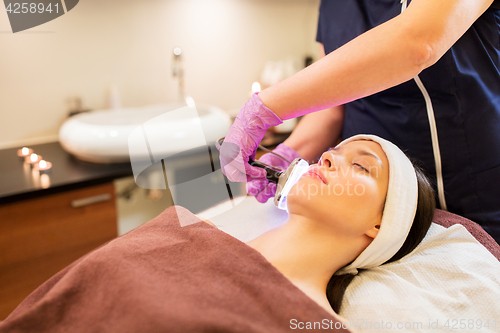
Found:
[316,0,500,243]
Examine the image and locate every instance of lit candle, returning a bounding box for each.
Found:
[25,153,42,167]
[249,81,261,98]
[17,147,34,160]
[35,159,52,174]
[251,81,261,94]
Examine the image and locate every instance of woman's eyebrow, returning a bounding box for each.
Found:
[356,149,383,168]
[328,145,384,168]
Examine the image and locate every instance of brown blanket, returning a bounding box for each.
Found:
[0,206,351,333]
[432,209,500,261]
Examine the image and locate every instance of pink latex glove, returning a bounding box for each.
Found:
[246,143,300,203]
[219,93,283,182]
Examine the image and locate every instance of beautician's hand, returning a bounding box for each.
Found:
[219,93,283,182]
[247,143,300,203]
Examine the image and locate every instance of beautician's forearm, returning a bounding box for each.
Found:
[258,14,429,119]
[283,45,345,163]
[284,105,344,163]
[259,0,493,120]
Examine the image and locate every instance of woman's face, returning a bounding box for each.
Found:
[287,139,390,239]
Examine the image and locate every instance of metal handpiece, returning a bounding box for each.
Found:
[216,137,309,210]
[273,158,310,210]
[248,159,282,184]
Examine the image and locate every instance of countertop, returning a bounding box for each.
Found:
[0,132,291,206]
[0,142,133,205]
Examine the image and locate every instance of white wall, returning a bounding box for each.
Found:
[0,0,320,148]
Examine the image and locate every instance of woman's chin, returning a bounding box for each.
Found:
[286,193,321,217]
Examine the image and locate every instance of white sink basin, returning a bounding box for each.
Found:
[59,103,231,163]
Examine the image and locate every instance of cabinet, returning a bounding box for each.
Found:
[0,183,117,319]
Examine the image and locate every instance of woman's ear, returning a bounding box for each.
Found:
[365,225,380,239]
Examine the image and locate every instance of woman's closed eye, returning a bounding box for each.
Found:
[353,162,369,173]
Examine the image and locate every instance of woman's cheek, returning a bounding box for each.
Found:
[287,181,308,201]
[287,179,322,205]
[353,179,380,205]
[349,174,378,196]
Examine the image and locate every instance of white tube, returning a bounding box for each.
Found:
[401,0,448,210]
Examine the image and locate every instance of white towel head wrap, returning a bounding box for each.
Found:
[334,134,418,275]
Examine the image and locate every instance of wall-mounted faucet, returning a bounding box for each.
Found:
[172,47,185,103]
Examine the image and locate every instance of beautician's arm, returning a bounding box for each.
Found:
[283,44,345,163]
[258,0,493,119]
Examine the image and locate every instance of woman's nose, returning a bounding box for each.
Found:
[319,151,339,170]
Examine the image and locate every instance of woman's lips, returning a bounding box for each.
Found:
[304,169,328,185]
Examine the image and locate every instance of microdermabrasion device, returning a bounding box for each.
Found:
[273,158,309,210]
[217,138,309,211]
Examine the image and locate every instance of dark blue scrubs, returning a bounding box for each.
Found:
[316,0,500,243]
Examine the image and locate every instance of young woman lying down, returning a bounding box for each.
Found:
[0,135,435,333]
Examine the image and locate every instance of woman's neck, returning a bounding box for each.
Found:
[246,214,352,308]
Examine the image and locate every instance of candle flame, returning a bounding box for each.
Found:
[39,160,47,168]
[22,147,29,155]
[30,153,38,162]
[252,82,261,93]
